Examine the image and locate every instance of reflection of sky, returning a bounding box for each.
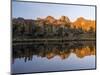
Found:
[12,1,95,21]
[12,54,95,73]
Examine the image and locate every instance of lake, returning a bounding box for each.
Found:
[11,41,96,74]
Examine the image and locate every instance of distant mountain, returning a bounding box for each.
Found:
[35,16,95,31]
[45,16,56,25]
[72,17,95,32]
[13,16,96,32]
[36,16,71,27]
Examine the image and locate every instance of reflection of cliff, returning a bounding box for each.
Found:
[12,41,95,63]
[73,46,95,58]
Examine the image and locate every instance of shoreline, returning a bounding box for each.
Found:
[12,39,96,45]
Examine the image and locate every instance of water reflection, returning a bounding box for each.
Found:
[12,41,95,63]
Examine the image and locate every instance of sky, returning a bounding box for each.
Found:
[12,1,96,21]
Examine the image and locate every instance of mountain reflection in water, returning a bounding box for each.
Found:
[12,41,95,63]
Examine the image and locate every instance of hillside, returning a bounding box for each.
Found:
[12,16,96,41]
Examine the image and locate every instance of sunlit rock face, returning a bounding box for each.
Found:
[72,17,95,32]
[44,16,56,25]
[59,16,70,23]
[34,16,71,27]
[35,16,95,31]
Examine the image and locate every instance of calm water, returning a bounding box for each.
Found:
[11,41,96,74]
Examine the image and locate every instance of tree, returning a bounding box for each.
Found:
[88,27,94,33]
[57,27,64,37]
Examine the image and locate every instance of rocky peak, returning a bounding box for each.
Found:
[60,16,70,22]
[45,16,55,21]
[73,17,95,31]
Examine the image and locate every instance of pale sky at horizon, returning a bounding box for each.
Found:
[12,1,96,21]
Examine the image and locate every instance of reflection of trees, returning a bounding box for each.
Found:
[12,41,95,63]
